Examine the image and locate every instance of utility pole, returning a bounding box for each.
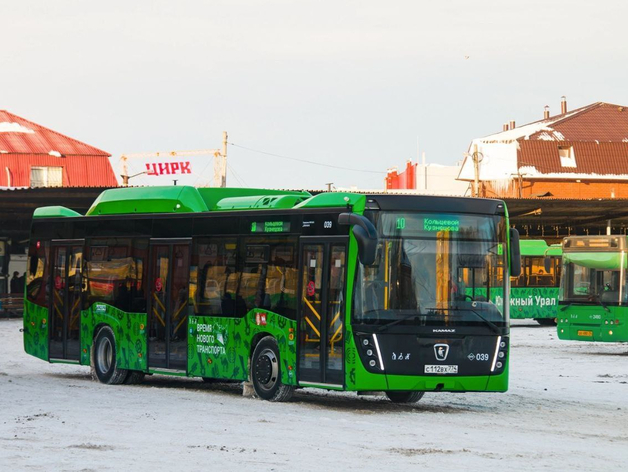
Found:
[473,144,479,197]
[214,131,228,188]
[325,182,334,192]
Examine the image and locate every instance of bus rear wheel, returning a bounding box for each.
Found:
[92,326,128,385]
[535,318,557,326]
[385,391,425,403]
[251,336,294,402]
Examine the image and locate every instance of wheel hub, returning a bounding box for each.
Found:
[255,348,278,391]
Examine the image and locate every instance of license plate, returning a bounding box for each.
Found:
[578,330,593,337]
[424,365,458,374]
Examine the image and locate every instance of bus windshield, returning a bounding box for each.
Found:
[561,252,628,305]
[353,211,508,329]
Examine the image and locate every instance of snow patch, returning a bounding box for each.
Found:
[0,122,35,133]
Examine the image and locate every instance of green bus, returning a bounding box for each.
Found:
[510,240,562,325]
[23,187,520,402]
[557,235,628,342]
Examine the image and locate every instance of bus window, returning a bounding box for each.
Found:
[27,240,49,307]
[85,239,133,312]
[527,257,557,287]
[194,239,240,316]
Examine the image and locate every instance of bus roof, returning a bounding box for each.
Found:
[32,186,370,218]
[520,239,562,257]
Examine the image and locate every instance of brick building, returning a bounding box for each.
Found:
[457,99,628,199]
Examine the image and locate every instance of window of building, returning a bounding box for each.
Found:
[558,146,576,168]
[30,166,63,187]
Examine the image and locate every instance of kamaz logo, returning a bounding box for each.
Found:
[434,343,450,361]
[432,328,455,333]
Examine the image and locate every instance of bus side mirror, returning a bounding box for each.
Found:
[544,257,552,273]
[509,228,521,277]
[339,213,378,266]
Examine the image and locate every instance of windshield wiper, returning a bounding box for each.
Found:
[589,294,610,312]
[375,311,431,333]
[425,306,501,335]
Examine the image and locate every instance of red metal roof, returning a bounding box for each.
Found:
[528,102,628,142]
[0,110,117,187]
[518,141,628,175]
[0,110,109,156]
[515,102,628,175]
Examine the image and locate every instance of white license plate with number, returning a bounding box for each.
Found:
[424,365,458,374]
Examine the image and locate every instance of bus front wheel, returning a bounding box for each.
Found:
[386,391,425,403]
[92,326,128,385]
[251,336,294,402]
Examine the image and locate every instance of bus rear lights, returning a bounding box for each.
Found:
[207,358,213,364]
[605,320,609,325]
[288,365,293,370]
[609,330,614,336]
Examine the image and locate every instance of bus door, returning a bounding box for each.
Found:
[49,241,84,362]
[147,240,191,370]
[298,239,347,386]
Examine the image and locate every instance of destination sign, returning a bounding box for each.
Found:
[250,221,291,233]
[422,217,460,232]
[389,215,460,234]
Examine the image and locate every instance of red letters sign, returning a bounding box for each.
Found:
[145,162,192,176]
[307,281,316,297]
[155,277,163,292]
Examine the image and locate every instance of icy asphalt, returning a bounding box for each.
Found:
[0,318,626,471]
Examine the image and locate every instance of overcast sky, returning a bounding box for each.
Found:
[2,1,628,189]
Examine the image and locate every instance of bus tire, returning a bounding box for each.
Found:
[385,391,425,403]
[251,336,294,402]
[535,318,557,326]
[92,326,128,385]
[124,371,145,385]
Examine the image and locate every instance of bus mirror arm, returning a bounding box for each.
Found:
[509,228,522,277]
[339,213,378,266]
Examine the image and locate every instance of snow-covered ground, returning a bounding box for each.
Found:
[1,318,626,471]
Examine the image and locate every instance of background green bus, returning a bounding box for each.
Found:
[557,235,628,342]
[24,187,520,402]
[510,240,562,325]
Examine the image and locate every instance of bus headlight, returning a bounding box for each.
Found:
[491,336,508,373]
